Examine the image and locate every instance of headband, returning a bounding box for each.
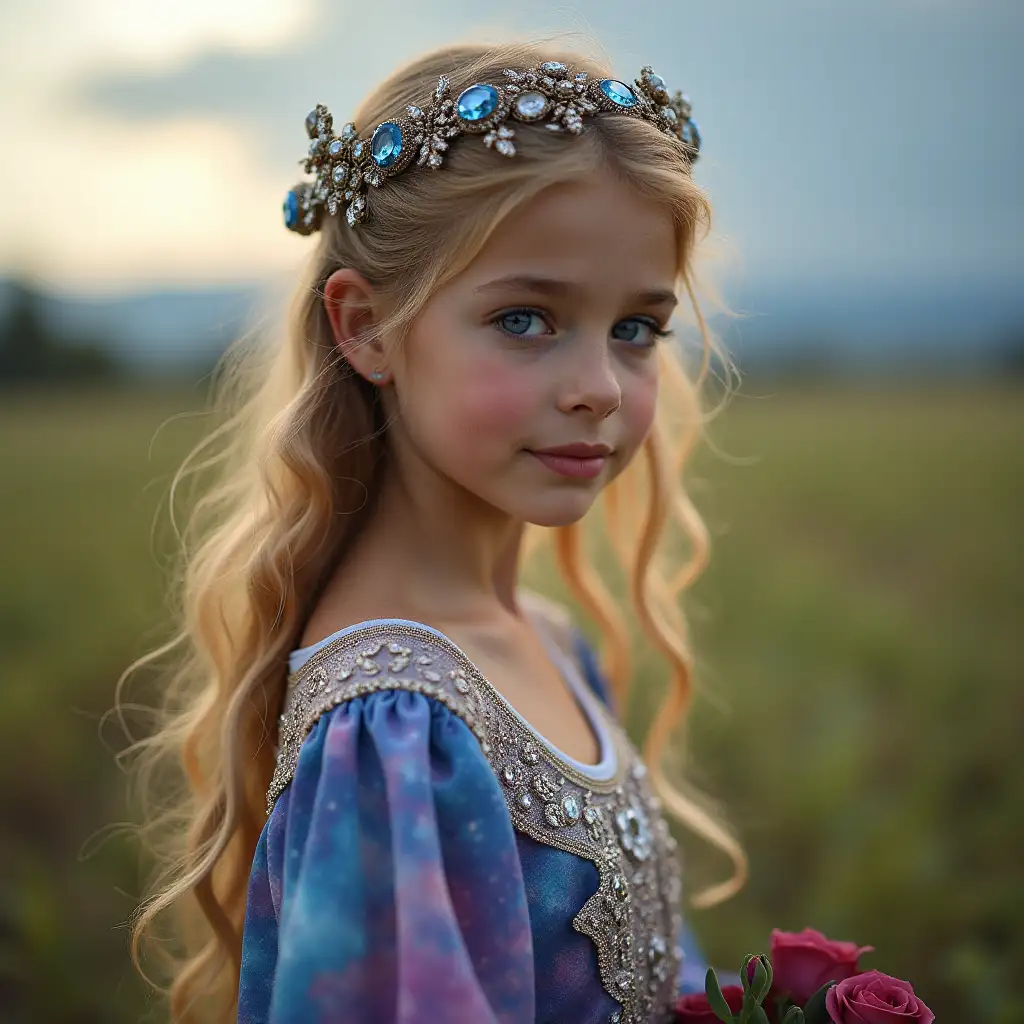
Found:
[283,61,700,235]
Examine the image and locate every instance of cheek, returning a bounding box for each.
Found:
[432,357,540,447]
[621,373,658,443]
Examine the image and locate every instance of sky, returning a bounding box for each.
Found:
[1,0,1021,294]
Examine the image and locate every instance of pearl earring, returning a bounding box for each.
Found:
[369,369,386,382]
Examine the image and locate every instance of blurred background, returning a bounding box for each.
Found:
[1,1,1021,1021]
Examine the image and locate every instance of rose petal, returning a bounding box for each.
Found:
[825,969,935,1024]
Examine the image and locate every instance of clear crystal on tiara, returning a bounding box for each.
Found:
[540,61,566,73]
[513,91,548,120]
[484,125,516,157]
[328,138,344,159]
[660,105,677,123]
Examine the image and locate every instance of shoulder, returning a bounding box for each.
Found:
[269,620,492,813]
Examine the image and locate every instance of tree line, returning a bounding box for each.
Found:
[0,280,122,387]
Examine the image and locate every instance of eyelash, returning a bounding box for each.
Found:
[491,307,673,347]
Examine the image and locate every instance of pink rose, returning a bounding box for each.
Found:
[771,927,875,1005]
[825,969,935,1023]
[675,985,744,1023]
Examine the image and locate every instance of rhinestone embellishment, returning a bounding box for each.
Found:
[370,121,404,168]
[616,805,654,862]
[456,82,500,122]
[268,621,685,1023]
[599,78,638,107]
[513,90,549,120]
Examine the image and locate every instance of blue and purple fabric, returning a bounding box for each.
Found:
[238,627,734,1023]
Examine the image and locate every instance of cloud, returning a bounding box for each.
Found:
[13,0,1024,285]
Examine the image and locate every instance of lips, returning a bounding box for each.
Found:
[528,449,608,479]
[531,442,612,458]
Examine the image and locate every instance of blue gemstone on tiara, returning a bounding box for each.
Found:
[283,189,300,229]
[370,122,403,168]
[456,83,499,122]
[599,79,637,108]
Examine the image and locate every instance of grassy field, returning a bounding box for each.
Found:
[1,379,1021,1022]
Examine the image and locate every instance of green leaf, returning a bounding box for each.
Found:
[781,1008,805,1024]
[802,981,836,1024]
[705,966,738,1023]
[736,1002,769,1024]
[738,987,769,1024]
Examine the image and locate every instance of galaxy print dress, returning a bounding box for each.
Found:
[238,593,734,1023]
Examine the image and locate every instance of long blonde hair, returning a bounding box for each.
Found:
[118,37,748,1023]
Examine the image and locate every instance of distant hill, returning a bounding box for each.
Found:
[0,280,274,376]
[1,275,1021,378]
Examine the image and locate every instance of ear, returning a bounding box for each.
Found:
[323,268,390,384]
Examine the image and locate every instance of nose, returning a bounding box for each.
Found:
[557,337,623,419]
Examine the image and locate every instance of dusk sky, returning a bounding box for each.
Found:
[2,0,1020,295]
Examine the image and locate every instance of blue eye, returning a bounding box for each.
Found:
[612,318,670,346]
[494,309,549,338]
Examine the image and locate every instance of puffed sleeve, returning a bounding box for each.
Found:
[238,689,535,1024]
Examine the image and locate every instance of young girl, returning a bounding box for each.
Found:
[125,38,748,1024]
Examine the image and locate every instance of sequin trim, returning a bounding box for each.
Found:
[268,622,684,1024]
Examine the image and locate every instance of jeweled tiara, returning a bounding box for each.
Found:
[283,62,700,235]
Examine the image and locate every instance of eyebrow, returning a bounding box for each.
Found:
[474,274,678,308]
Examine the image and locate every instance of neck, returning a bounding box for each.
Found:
[348,448,529,625]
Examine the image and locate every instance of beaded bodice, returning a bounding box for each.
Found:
[268,620,685,1024]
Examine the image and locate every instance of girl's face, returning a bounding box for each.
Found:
[388,166,679,528]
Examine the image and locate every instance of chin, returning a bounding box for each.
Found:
[515,493,598,529]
